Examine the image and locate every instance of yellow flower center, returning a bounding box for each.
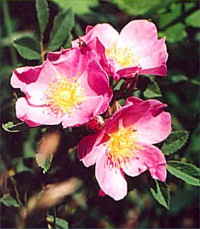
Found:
[105,44,139,68]
[46,77,86,115]
[107,127,138,167]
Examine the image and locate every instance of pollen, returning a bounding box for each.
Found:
[107,127,138,167]
[105,44,139,68]
[45,77,86,115]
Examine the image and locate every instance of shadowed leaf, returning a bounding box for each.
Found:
[161,130,189,155]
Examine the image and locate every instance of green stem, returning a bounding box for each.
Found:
[40,39,45,62]
[2,0,17,66]
[10,176,23,207]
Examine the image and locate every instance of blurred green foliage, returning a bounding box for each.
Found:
[0,0,199,228]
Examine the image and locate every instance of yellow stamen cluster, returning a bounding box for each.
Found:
[107,127,138,167]
[46,78,86,115]
[105,44,139,68]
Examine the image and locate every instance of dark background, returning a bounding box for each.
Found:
[0,0,199,228]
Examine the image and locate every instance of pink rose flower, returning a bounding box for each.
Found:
[78,97,171,200]
[11,49,112,127]
[73,20,168,80]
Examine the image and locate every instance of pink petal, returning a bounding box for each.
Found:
[125,96,143,106]
[120,20,159,54]
[104,101,150,134]
[61,96,106,128]
[98,189,106,197]
[124,97,172,144]
[47,48,87,78]
[10,65,43,91]
[136,143,167,182]
[16,97,62,126]
[25,83,47,105]
[78,132,105,167]
[95,153,127,200]
[122,157,147,177]
[140,39,168,75]
[119,20,168,76]
[79,61,111,97]
[140,64,167,76]
[135,107,171,144]
[86,38,111,76]
[72,23,119,49]
[47,48,71,62]
[48,39,110,80]
[85,25,93,33]
[23,61,61,105]
[116,66,141,79]
[30,60,59,85]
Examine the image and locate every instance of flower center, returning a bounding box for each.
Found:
[45,77,86,115]
[105,44,139,68]
[107,127,138,167]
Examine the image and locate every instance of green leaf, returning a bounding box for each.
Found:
[2,121,24,133]
[167,161,200,186]
[114,79,125,90]
[161,130,189,155]
[36,153,53,174]
[143,78,161,98]
[161,23,187,43]
[170,74,188,83]
[48,8,74,51]
[51,0,98,15]
[0,194,20,208]
[190,79,200,86]
[150,180,170,209]
[185,10,200,28]
[159,3,181,28]
[111,0,162,15]
[47,215,69,229]
[36,0,49,36]
[13,37,41,60]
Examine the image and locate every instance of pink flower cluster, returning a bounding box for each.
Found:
[11,20,171,200]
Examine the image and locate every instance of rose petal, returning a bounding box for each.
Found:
[122,157,147,177]
[95,153,127,201]
[61,96,105,128]
[81,144,106,167]
[135,109,171,144]
[119,20,168,76]
[10,65,43,91]
[16,97,62,126]
[72,23,119,49]
[79,61,111,97]
[135,143,167,182]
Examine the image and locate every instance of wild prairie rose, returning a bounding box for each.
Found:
[78,97,171,200]
[73,20,168,80]
[11,50,112,127]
